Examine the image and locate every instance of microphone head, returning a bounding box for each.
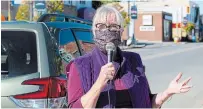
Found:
[106,42,116,51]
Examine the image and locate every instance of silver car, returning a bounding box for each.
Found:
[1,21,94,108]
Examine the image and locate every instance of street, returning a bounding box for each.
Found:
[125,43,203,108]
[2,0,203,108]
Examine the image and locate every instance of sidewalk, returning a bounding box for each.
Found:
[120,41,188,50]
[143,41,188,48]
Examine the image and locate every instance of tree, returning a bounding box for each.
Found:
[15,4,29,21]
[46,0,64,14]
[183,22,195,34]
[101,1,130,28]
[92,1,102,9]
[120,11,130,27]
[93,0,130,27]
[100,0,120,4]
[33,15,40,21]
[46,0,64,21]
[92,0,120,10]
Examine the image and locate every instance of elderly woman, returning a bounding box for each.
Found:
[67,5,192,108]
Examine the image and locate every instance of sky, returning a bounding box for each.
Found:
[191,0,203,14]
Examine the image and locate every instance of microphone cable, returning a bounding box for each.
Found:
[107,80,111,107]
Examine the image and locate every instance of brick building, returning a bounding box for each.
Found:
[135,11,172,42]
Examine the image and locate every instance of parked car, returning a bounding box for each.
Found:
[1,19,94,108]
[37,13,92,25]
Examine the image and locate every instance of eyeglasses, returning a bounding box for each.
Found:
[95,23,121,32]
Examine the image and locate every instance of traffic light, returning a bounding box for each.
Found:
[187,6,190,14]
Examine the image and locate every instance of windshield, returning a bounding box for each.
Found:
[1,31,38,77]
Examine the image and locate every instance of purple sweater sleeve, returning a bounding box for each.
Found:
[67,63,83,108]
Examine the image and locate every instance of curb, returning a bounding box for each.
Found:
[120,44,146,50]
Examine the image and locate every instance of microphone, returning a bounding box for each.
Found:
[105,42,116,107]
[106,42,116,63]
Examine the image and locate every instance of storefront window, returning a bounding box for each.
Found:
[163,17,172,41]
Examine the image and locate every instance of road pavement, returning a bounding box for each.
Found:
[125,43,203,108]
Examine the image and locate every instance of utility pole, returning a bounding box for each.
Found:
[29,0,33,21]
[126,0,130,46]
[176,9,178,38]
[8,0,11,21]
[128,1,130,18]
[181,6,183,38]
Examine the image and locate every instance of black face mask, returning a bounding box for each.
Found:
[94,29,121,53]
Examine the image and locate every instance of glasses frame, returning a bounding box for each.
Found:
[95,23,123,32]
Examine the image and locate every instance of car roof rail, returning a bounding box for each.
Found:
[1,21,30,23]
[37,13,92,26]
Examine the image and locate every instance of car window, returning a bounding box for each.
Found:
[45,27,81,76]
[44,26,66,76]
[1,31,38,77]
[59,29,81,59]
[73,29,95,54]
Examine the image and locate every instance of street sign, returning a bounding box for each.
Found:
[142,15,152,26]
[131,5,137,19]
[35,1,46,9]
[140,26,155,31]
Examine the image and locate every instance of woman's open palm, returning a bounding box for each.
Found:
[167,73,192,95]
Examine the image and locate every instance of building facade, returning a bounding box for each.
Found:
[134,11,172,42]
[64,0,95,21]
[64,0,92,10]
[1,1,19,21]
[120,0,200,42]
[1,0,94,21]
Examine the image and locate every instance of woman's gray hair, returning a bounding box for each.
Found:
[92,5,124,36]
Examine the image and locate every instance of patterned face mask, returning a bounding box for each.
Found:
[94,29,121,53]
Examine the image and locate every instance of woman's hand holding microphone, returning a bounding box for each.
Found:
[80,63,116,108]
[96,62,116,89]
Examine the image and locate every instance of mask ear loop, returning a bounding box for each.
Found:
[119,28,124,47]
[119,28,124,36]
[120,28,124,33]
[119,28,124,39]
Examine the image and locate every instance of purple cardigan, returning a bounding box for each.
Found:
[67,47,153,108]
[68,63,129,108]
